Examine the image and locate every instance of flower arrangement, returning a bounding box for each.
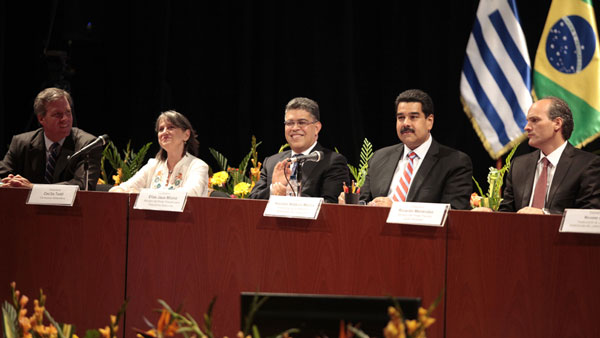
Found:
[138,295,297,338]
[345,290,442,338]
[98,141,153,186]
[1,282,126,338]
[470,144,519,210]
[208,136,262,198]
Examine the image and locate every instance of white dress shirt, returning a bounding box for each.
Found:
[528,141,568,207]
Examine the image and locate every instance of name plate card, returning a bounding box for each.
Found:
[559,209,600,234]
[263,195,324,220]
[133,189,188,212]
[386,202,450,227]
[27,184,79,206]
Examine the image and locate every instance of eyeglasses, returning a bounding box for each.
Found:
[283,119,318,128]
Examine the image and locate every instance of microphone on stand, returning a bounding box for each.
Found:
[67,134,110,161]
[287,151,323,163]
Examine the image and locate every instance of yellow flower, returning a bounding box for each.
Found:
[405,319,418,334]
[99,326,111,338]
[98,178,106,185]
[250,162,262,182]
[233,182,252,198]
[112,168,123,185]
[210,171,229,187]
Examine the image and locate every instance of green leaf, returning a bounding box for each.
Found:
[278,144,289,153]
[44,309,67,338]
[209,148,229,172]
[2,301,18,338]
[83,329,101,338]
[472,176,484,196]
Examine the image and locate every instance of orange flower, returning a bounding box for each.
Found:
[155,309,178,337]
[470,192,481,208]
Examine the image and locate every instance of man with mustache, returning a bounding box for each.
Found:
[249,97,349,202]
[352,89,473,209]
[0,87,102,190]
[497,97,600,214]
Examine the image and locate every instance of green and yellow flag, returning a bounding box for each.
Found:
[533,0,600,147]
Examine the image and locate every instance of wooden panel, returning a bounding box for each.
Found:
[0,189,128,334]
[126,197,447,338]
[446,210,600,338]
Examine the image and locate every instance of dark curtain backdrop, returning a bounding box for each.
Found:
[2,1,600,182]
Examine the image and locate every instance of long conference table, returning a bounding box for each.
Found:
[1,188,599,338]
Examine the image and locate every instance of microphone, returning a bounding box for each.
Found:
[67,134,110,161]
[287,151,323,163]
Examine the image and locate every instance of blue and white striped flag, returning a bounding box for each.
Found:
[460,0,532,159]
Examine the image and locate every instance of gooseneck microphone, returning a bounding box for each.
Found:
[287,151,323,163]
[67,134,110,161]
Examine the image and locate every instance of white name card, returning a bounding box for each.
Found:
[263,195,324,220]
[559,209,600,234]
[133,189,188,212]
[27,184,79,206]
[386,202,450,227]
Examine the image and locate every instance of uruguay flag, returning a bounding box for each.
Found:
[460,0,532,160]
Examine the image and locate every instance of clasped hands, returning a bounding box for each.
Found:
[1,174,33,188]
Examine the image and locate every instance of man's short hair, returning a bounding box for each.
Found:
[285,97,320,121]
[33,87,73,117]
[544,96,574,140]
[395,89,434,117]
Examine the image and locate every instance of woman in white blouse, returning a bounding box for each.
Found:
[109,110,209,197]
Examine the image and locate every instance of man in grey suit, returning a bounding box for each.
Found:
[498,96,600,214]
[350,89,473,209]
[249,97,348,203]
[0,87,101,190]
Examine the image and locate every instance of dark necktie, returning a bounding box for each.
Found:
[290,153,301,178]
[45,142,60,184]
[531,157,550,209]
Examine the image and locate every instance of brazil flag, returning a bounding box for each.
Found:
[533,0,600,147]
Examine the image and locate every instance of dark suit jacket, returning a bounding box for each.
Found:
[249,143,349,203]
[0,128,102,190]
[499,143,600,213]
[359,138,473,209]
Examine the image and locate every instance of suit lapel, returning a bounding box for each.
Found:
[29,131,47,182]
[298,144,324,194]
[377,145,403,196]
[519,151,539,208]
[53,133,75,181]
[407,139,439,201]
[546,144,574,206]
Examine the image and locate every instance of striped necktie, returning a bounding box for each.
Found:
[392,152,418,202]
[44,142,60,184]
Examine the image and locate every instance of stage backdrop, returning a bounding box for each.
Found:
[1,1,600,182]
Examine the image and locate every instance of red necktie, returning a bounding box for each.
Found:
[393,152,417,202]
[531,157,549,209]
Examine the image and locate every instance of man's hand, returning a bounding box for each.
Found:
[338,192,346,204]
[1,174,33,188]
[471,207,493,212]
[272,160,292,186]
[517,206,545,215]
[368,196,393,207]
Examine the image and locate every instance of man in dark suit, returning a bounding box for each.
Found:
[353,89,473,209]
[249,97,348,203]
[0,88,101,190]
[498,97,600,214]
